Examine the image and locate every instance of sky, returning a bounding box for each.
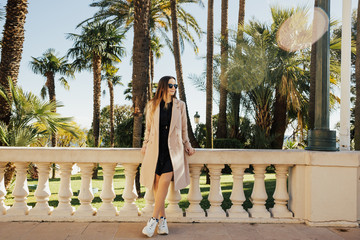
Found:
[0,0,358,133]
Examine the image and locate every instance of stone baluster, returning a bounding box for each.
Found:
[270,165,293,218]
[165,181,183,218]
[119,163,139,216]
[52,163,75,216]
[29,163,53,215]
[7,162,31,215]
[186,164,205,218]
[0,163,9,215]
[249,164,271,218]
[97,163,118,216]
[228,164,249,218]
[141,188,155,217]
[74,163,96,216]
[207,164,226,218]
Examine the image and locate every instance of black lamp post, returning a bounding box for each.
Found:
[306,0,337,151]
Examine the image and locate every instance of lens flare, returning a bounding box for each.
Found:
[277,7,329,52]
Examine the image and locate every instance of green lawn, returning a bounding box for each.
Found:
[4,167,276,211]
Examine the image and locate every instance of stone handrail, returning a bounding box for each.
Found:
[0,147,359,227]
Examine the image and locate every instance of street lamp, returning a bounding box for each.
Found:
[194,111,200,124]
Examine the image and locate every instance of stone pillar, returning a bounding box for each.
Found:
[97,163,118,216]
[248,165,270,218]
[7,162,31,215]
[228,164,248,218]
[165,181,183,218]
[270,165,293,218]
[119,163,139,216]
[0,163,9,215]
[207,164,226,218]
[52,163,75,216]
[339,0,352,150]
[141,188,155,217]
[186,164,205,218]
[74,163,96,216]
[29,163,53,215]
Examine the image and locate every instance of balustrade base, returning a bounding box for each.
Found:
[74,205,96,217]
[51,205,75,217]
[269,208,293,218]
[97,208,119,217]
[0,205,9,215]
[248,208,271,218]
[228,209,249,219]
[119,204,140,217]
[29,205,54,216]
[186,211,206,218]
[6,205,32,216]
[207,209,227,218]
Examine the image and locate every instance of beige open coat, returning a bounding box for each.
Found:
[140,98,191,191]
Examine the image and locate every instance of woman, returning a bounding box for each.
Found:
[140,76,195,237]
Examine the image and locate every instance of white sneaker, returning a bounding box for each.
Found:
[142,218,158,237]
[157,217,169,235]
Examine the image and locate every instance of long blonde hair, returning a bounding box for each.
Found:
[146,76,177,121]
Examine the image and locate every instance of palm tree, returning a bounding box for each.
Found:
[355,0,360,150]
[217,0,229,139]
[229,0,245,139]
[67,22,125,148]
[102,64,123,147]
[0,0,29,125]
[29,48,75,147]
[86,0,203,54]
[132,0,151,196]
[0,79,76,188]
[206,0,214,149]
[170,0,199,147]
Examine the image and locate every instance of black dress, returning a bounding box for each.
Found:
[155,100,174,175]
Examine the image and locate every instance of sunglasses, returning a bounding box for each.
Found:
[168,83,178,89]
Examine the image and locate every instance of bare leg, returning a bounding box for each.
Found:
[152,172,173,219]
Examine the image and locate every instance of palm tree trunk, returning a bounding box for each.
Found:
[217,0,229,139]
[309,0,318,130]
[206,0,214,149]
[133,0,151,197]
[170,0,199,148]
[230,0,245,139]
[92,54,102,148]
[149,49,154,101]
[108,80,115,147]
[92,54,102,179]
[355,0,360,150]
[270,86,287,149]
[46,72,57,178]
[0,0,28,125]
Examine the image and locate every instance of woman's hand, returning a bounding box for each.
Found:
[141,145,146,155]
[185,146,195,156]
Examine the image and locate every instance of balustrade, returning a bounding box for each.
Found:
[0,147,357,227]
[0,163,9,215]
[29,163,53,216]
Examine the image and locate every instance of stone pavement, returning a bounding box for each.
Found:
[0,222,359,240]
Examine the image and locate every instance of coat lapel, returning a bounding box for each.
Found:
[153,103,160,135]
[169,98,180,135]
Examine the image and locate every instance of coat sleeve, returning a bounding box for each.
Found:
[142,103,152,148]
[180,101,192,149]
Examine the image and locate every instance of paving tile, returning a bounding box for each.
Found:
[292,224,343,240]
[79,222,120,240]
[0,222,39,240]
[329,227,360,240]
[113,222,146,239]
[21,222,88,240]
